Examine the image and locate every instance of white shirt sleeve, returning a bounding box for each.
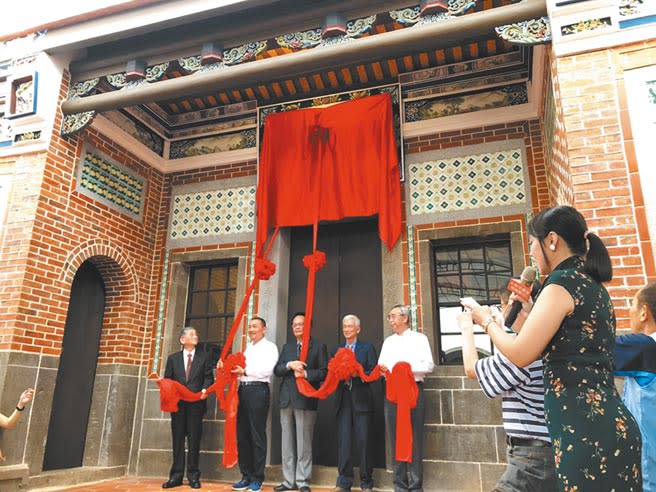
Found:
[410,333,435,377]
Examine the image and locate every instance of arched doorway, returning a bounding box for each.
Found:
[43,261,105,470]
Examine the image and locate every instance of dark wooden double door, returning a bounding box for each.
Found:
[286,219,386,468]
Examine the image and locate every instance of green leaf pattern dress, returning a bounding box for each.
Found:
[542,256,642,492]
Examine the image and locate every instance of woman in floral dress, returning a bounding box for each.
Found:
[465,206,642,491]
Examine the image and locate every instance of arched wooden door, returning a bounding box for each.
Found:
[43,261,105,470]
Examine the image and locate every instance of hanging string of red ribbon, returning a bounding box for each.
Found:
[154,93,415,467]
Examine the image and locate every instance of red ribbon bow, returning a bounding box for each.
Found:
[302,250,327,272]
[254,257,276,280]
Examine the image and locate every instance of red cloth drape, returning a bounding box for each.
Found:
[385,362,418,463]
[256,93,401,257]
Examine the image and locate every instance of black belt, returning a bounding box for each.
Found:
[240,381,268,386]
[506,435,551,448]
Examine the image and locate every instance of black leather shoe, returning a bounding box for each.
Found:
[299,487,311,492]
[162,480,183,489]
[189,480,201,489]
[274,484,296,492]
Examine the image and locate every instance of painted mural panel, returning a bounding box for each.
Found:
[104,110,164,156]
[404,82,528,122]
[169,128,256,159]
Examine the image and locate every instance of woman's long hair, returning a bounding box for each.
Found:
[528,206,612,283]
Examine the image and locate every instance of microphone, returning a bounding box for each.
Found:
[505,266,538,327]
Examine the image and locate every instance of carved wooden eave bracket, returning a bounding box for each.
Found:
[495,16,552,45]
[61,78,99,136]
[60,0,547,119]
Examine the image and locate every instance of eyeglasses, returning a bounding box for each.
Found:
[386,313,403,321]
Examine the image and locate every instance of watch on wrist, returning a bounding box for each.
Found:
[483,317,494,334]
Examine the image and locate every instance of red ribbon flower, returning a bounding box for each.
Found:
[302,250,327,272]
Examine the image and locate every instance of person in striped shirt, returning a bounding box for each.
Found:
[457,304,556,492]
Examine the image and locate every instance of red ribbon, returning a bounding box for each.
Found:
[302,250,326,272]
[254,257,276,280]
[154,352,246,468]
[296,348,381,399]
[385,362,418,462]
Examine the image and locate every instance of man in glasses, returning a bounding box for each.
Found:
[378,305,434,492]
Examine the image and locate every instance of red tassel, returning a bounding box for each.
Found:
[386,362,418,462]
[211,352,246,468]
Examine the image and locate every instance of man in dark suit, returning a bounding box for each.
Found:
[274,313,328,492]
[332,314,378,492]
[162,327,214,489]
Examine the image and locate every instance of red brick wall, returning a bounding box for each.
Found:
[554,39,656,327]
[545,51,574,206]
[0,70,167,365]
[403,120,546,329]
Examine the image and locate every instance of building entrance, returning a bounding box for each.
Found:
[43,261,105,470]
[283,218,386,469]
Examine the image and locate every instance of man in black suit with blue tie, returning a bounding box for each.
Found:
[274,313,328,492]
[162,327,214,489]
[331,314,378,492]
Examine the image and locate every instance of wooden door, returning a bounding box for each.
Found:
[286,219,386,468]
[43,261,105,470]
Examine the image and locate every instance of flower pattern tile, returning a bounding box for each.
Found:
[408,148,526,215]
[77,149,145,219]
[169,186,256,239]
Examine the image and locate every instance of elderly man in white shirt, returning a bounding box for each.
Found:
[227,316,280,492]
[378,304,434,492]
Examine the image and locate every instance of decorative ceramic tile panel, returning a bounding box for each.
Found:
[169,185,256,240]
[152,248,170,374]
[76,145,146,220]
[408,147,526,215]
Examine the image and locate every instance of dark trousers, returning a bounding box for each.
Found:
[336,394,374,489]
[169,400,205,483]
[237,383,271,483]
[384,383,425,492]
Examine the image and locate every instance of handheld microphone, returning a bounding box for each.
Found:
[505,266,538,327]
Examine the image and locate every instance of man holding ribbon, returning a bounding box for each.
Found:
[162,327,214,489]
[274,313,328,492]
[331,314,378,492]
[378,305,434,492]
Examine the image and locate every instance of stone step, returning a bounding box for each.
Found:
[27,466,127,490]
[260,462,506,492]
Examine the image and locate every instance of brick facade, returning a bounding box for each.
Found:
[553,39,656,325]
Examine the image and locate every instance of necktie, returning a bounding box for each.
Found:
[347,343,355,352]
[185,353,192,381]
[296,343,301,359]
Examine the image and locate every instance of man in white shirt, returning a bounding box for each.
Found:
[378,305,434,492]
[228,316,280,492]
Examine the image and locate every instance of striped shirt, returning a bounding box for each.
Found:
[475,352,550,442]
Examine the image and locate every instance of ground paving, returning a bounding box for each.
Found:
[30,478,335,492]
